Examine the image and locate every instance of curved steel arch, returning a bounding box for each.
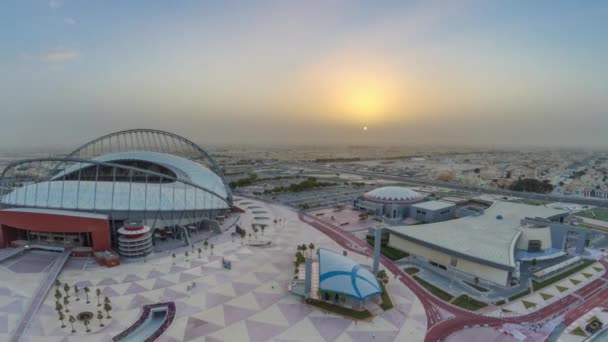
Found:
[0,157,231,209]
[62,129,232,203]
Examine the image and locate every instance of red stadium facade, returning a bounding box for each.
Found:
[0,209,111,252]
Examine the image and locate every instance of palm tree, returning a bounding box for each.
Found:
[68,315,76,333]
[301,245,307,258]
[84,287,91,304]
[58,311,66,328]
[54,288,62,301]
[197,248,202,259]
[55,279,61,288]
[55,301,63,314]
[83,318,91,333]
[63,296,70,312]
[103,302,112,319]
[185,251,189,262]
[204,240,209,251]
[96,288,102,307]
[210,244,214,255]
[63,283,71,298]
[97,310,105,327]
[172,253,176,265]
[74,285,80,301]
[261,225,265,235]
[308,243,315,258]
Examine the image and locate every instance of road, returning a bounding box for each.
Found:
[301,163,608,208]
[299,212,608,341]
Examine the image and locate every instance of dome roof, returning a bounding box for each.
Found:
[363,186,424,203]
[318,249,381,300]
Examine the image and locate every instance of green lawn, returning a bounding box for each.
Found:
[576,223,608,233]
[540,292,553,301]
[582,273,593,279]
[452,295,487,311]
[463,281,489,292]
[522,300,537,309]
[570,327,587,337]
[508,289,531,301]
[366,238,409,261]
[404,267,419,275]
[307,299,372,320]
[570,279,581,285]
[532,259,595,291]
[413,276,454,301]
[576,208,608,222]
[379,283,393,311]
[593,267,603,272]
[556,285,569,293]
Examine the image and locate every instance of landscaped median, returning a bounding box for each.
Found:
[532,259,596,291]
[411,276,490,311]
[305,298,372,320]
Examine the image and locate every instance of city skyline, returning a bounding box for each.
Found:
[1,1,607,148]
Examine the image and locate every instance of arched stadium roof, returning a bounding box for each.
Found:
[318,248,381,300]
[53,151,228,200]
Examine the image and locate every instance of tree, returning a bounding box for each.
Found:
[69,315,76,333]
[74,285,80,301]
[97,310,105,327]
[54,288,62,301]
[96,288,102,307]
[185,251,189,262]
[55,301,63,314]
[197,248,202,259]
[58,311,66,328]
[83,318,91,333]
[308,243,315,259]
[84,287,91,304]
[210,244,214,255]
[301,245,307,258]
[261,225,265,236]
[63,296,70,312]
[63,283,71,298]
[474,277,480,285]
[531,258,537,266]
[248,233,252,241]
[204,240,209,250]
[376,270,389,285]
[55,279,61,288]
[239,231,245,245]
[172,253,176,265]
[103,302,112,319]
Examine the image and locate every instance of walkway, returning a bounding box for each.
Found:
[9,248,71,342]
[0,247,25,263]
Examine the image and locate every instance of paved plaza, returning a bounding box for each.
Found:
[3,197,428,341]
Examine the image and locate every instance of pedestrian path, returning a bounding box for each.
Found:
[0,247,25,263]
[9,248,71,342]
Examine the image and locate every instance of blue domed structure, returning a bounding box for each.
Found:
[318,248,382,300]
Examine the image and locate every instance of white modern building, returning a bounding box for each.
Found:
[384,201,571,286]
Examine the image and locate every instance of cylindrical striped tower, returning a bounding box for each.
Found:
[117,220,152,258]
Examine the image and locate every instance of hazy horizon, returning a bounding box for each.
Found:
[1,1,607,149]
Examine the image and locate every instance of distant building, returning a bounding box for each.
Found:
[353,186,455,224]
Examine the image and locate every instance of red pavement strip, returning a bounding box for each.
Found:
[299,212,608,341]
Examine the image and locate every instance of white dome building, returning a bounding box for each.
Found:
[354,186,429,224]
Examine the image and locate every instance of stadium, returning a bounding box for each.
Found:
[0,129,233,261]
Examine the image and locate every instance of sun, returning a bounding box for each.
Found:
[363,126,368,131]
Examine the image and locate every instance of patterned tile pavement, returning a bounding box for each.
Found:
[4,197,427,341]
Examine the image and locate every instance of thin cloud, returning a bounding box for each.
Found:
[45,49,80,62]
[64,17,77,25]
[49,0,63,9]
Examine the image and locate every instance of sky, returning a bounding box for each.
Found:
[0,0,607,149]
